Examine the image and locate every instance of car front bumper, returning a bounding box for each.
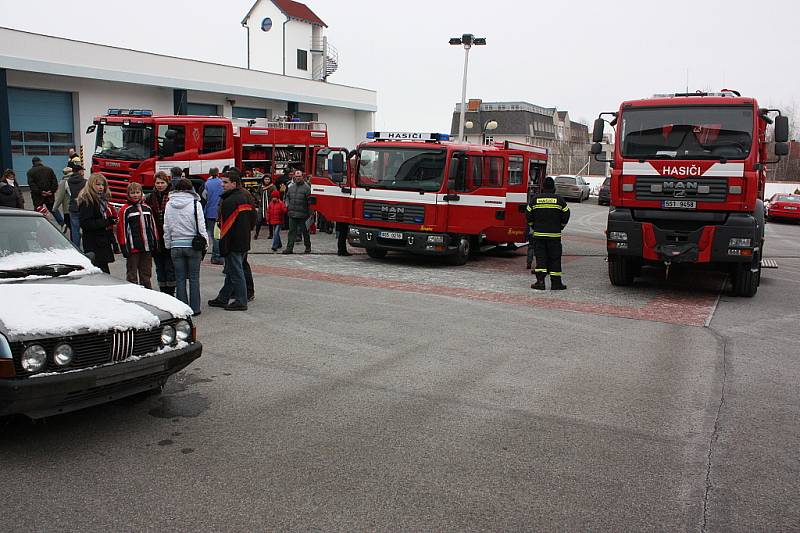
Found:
[0,342,202,419]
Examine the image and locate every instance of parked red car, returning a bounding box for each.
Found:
[766,193,800,222]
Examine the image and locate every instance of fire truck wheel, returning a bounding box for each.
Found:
[731,259,759,297]
[366,249,388,260]
[608,256,635,286]
[448,237,470,266]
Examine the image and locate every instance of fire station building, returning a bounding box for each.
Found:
[0,0,376,184]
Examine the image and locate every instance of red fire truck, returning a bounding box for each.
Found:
[591,90,790,296]
[87,109,331,200]
[310,132,548,265]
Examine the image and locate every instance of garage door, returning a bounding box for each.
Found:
[9,88,74,185]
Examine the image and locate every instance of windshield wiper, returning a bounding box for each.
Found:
[0,264,85,279]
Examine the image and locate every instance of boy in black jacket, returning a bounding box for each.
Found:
[116,182,159,288]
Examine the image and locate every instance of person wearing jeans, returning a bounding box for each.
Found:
[208,170,255,311]
[163,178,208,315]
[282,171,312,254]
[171,247,203,312]
[202,167,224,265]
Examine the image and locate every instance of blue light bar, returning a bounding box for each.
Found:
[434,133,450,141]
[107,108,122,116]
[366,131,376,139]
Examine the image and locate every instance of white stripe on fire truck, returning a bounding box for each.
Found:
[313,186,515,207]
[621,161,745,177]
[154,158,235,175]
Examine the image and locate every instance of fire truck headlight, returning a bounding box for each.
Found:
[609,231,628,241]
[427,235,445,244]
[729,238,751,247]
[348,227,360,236]
[729,185,742,194]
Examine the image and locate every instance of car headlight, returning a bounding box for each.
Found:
[609,231,628,241]
[729,238,751,247]
[53,343,74,366]
[21,344,47,372]
[161,325,176,346]
[175,320,192,342]
[427,235,445,244]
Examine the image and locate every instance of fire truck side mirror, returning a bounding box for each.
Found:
[448,152,466,190]
[330,153,345,183]
[775,142,789,156]
[592,118,605,143]
[86,124,96,134]
[590,143,603,155]
[774,115,789,143]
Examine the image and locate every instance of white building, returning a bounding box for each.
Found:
[0,1,375,184]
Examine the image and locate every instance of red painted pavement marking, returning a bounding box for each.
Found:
[238,263,718,327]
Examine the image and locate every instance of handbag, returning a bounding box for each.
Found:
[192,200,207,253]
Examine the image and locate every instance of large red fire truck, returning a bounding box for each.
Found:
[310,132,548,265]
[87,109,331,200]
[591,90,790,296]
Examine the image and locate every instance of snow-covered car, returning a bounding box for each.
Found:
[0,207,202,419]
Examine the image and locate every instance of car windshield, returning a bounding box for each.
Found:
[94,124,155,160]
[775,195,800,203]
[621,105,754,160]
[602,178,611,186]
[0,215,92,278]
[357,147,446,192]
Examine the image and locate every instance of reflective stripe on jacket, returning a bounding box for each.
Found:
[526,193,570,238]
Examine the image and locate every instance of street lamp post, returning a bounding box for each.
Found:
[465,119,498,145]
[449,33,486,142]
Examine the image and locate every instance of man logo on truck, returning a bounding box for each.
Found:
[663,180,698,197]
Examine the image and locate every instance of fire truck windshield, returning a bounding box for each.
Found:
[621,105,754,160]
[94,124,155,161]
[357,147,446,191]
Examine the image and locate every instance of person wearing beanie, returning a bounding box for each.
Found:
[526,176,570,290]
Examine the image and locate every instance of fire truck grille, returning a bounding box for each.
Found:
[635,177,728,203]
[363,202,425,224]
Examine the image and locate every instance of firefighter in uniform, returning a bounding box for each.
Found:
[526,176,570,290]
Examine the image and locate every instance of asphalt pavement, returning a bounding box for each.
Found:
[1,199,798,531]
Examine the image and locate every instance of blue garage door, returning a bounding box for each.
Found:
[9,88,74,185]
[187,103,220,116]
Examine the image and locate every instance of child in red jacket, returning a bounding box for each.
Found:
[116,182,159,288]
[266,189,287,252]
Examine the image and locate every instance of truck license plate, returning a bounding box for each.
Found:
[662,200,696,209]
[379,231,403,240]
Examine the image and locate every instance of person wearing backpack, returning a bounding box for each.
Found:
[54,164,87,247]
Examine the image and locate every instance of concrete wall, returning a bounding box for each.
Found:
[247,0,284,74]
[283,20,314,79]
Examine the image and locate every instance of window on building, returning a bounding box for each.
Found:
[232,107,268,119]
[483,135,494,145]
[157,124,185,156]
[294,112,318,122]
[187,103,220,116]
[484,157,503,186]
[508,155,523,185]
[202,125,227,154]
[297,49,308,71]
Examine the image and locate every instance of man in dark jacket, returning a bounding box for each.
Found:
[208,171,255,311]
[27,157,62,224]
[282,170,312,254]
[526,176,570,290]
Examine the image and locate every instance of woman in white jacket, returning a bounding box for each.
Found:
[163,178,208,315]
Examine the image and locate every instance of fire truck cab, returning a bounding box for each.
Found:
[591,90,790,296]
[88,110,235,200]
[311,132,548,265]
[88,110,335,201]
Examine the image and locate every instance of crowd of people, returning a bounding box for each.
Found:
[2,154,353,316]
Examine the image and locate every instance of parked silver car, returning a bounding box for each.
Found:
[554,175,591,202]
[0,207,202,419]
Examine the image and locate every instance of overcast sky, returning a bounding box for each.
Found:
[2,0,799,133]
